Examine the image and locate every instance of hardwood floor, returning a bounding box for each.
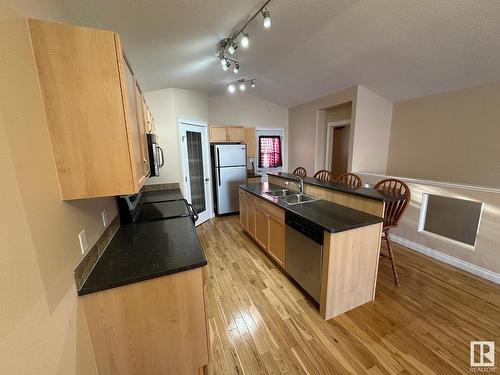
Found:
[197,216,500,374]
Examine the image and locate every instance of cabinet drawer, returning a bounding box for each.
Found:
[253,196,285,221]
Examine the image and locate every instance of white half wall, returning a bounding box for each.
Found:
[208,93,289,170]
[351,86,393,174]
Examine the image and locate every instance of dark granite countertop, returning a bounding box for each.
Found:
[247,171,262,178]
[140,188,183,203]
[78,217,207,296]
[268,172,404,202]
[239,183,383,233]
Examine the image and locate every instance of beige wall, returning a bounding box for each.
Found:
[208,92,289,170]
[0,3,118,374]
[360,174,500,277]
[326,102,352,122]
[289,85,393,176]
[387,81,500,188]
[289,86,356,174]
[144,88,208,188]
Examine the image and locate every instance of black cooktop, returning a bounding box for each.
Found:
[137,199,190,222]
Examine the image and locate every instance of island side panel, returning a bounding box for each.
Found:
[82,268,208,375]
[320,223,382,320]
[267,175,385,217]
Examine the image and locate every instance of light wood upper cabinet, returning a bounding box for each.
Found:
[228,126,245,142]
[27,18,149,199]
[268,214,285,266]
[245,127,257,157]
[210,126,229,142]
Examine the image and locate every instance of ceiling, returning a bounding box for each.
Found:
[62,0,500,107]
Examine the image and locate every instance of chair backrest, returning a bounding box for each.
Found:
[373,179,411,229]
[293,167,307,177]
[335,173,362,189]
[313,170,332,182]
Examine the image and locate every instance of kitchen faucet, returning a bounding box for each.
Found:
[287,176,304,195]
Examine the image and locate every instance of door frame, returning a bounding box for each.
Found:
[325,120,350,171]
[178,118,214,224]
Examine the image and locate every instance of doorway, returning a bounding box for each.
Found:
[179,120,213,225]
[325,120,350,179]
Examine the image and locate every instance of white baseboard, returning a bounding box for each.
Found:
[390,234,500,285]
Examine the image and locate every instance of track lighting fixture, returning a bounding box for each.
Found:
[262,9,271,28]
[217,0,273,74]
[227,78,255,94]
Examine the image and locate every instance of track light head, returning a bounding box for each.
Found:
[220,56,227,66]
[262,9,271,28]
[233,63,239,74]
[241,32,249,48]
[251,80,256,88]
[239,80,246,91]
[228,43,238,55]
[227,84,236,93]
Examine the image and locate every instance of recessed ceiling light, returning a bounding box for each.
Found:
[228,84,236,93]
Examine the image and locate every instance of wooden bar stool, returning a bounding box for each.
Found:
[293,167,307,177]
[335,173,362,189]
[313,170,332,182]
[373,179,411,286]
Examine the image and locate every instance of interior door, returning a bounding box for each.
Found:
[331,126,349,179]
[180,123,212,225]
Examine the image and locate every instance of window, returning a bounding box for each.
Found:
[258,135,282,168]
[418,193,483,248]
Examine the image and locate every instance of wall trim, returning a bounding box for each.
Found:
[358,172,500,194]
[390,234,500,284]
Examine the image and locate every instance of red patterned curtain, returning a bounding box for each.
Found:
[258,136,282,168]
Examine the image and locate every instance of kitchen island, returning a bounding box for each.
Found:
[239,182,386,320]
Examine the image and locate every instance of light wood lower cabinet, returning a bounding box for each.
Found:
[268,214,285,267]
[254,205,269,250]
[239,188,285,266]
[82,267,209,375]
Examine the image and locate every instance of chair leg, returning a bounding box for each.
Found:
[384,231,399,286]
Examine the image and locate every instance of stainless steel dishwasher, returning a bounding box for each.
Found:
[285,211,323,302]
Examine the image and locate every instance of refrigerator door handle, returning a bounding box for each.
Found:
[217,148,221,186]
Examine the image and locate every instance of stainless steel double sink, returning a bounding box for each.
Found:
[264,189,318,205]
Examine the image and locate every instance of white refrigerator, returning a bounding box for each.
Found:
[212,144,247,215]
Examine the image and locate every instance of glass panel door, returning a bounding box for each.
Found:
[186,131,206,214]
[180,123,212,225]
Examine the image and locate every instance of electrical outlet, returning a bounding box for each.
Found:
[101,209,108,227]
[78,230,88,254]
